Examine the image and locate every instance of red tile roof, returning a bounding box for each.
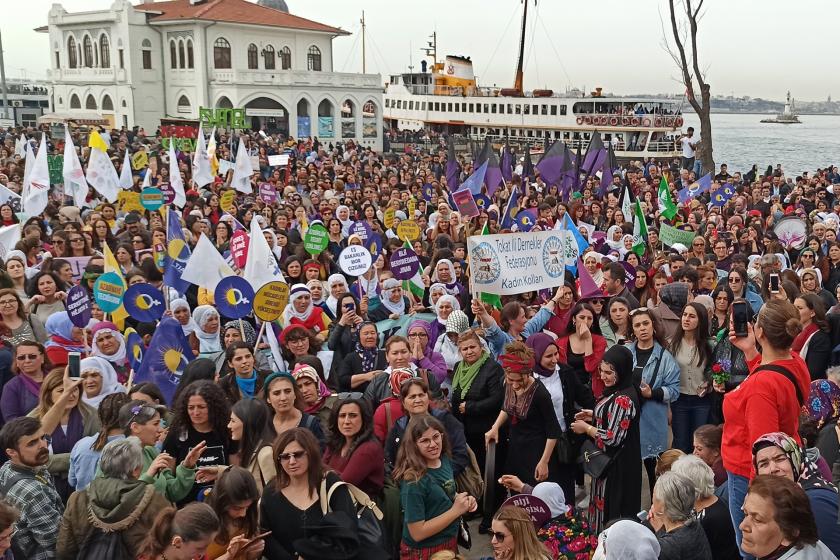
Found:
[133,0,349,35]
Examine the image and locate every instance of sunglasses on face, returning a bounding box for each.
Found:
[278,450,307,462]
[490,531,507,543]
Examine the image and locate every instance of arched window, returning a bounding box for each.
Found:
[85,94,97,110]
[178,40,186,69]
[83,35,94,67]
[280,46,291,70]
[170,40,177,68]
[307,45,321,71]
[177,95,191,113]
[69,94,81,109]
[187,40,194,68]
[141,39,152,69]
[214,37,231,69]
[99,35,110,68]
[247,44,258,69]
[67,37,78,68]
[263,45,275,70]
[342,99,355,117]
[363,100,376,117]
[102,95,114,111]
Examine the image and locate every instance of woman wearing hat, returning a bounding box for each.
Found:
[570,345,641,534]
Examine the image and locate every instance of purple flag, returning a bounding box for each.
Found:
[445,136,460,190]
[475,138,504,197]
[597,143,618,198]
[535,140,566,186]
[501,139,513,183]
[582,132,607,178]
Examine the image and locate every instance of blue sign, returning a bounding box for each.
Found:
[93,272,126,313]
[214,276,255,319]
[123,283,165,322]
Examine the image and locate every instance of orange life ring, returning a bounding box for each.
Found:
[655,117,663,127]
[584,116,592,125]
[631,117,640,126]
[666,117,675,127]
[621,116,629,126]
[609,117,618,126]
[576,116,584,125]
[676,116,684,127]
[601,116,609,125]
[642,118,651,127]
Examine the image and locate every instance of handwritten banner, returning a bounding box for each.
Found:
[467,230,572,296]
[659,223,696,248]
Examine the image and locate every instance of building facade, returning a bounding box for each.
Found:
[41,0,383,150]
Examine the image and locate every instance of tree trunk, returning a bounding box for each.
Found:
[699,86,714,174]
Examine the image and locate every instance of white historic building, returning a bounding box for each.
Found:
[40,0,384,150]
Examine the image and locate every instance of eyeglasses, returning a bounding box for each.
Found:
[728,277,742,283]
[132,239,144,244]
[417,432,442,447]
[16,354,40,361]
[70,238,84,243]
[278,450,307,462]
[0,299,17,306]
[490,531,507,543]
[52,239,64,245]
[407,333,428,339]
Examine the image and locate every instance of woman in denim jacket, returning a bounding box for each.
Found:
[627,307,681,496]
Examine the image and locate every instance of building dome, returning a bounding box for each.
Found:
[257,0,289,12]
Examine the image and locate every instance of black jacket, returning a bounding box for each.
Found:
[804,329,832,381]
[384,408,469,476]
[336,350,387,393]
[450,358,504,436]
[556,363,596,429]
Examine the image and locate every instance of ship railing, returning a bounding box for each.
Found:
[574,113,685,128]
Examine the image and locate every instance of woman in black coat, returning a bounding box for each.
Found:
[325,292,366,381]
[449,329,504,472]
[335,321,387,392]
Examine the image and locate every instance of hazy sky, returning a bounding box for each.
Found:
[9,0,840,100]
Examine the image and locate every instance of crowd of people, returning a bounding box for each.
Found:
[0,123,835,560]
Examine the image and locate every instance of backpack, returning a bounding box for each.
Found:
[319,476,384,549]
[76,526,133,560]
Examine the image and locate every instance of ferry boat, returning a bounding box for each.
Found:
[383,1,684,161]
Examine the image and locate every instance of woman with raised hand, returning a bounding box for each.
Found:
[68,392,131,491]
[77,356,127,410]
[555,301,607,398]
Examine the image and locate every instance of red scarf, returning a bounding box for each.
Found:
[792,322,819,353]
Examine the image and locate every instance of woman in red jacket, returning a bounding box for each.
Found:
[721,299,811,556]
[556,302,607,398]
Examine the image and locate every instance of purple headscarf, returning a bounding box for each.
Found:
[408,320,434,354]
[526,333,558,377]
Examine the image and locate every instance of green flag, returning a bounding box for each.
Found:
[632,200,648,257]
[658,176,678,220]
[477,222,502,309]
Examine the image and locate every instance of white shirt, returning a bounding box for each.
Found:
[680,136,696,158]
[536,369,566,430]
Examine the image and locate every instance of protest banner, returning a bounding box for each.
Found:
[397,220,420,241]
[140,188,164,211]
[93,272,126,313]
[467,230,574,295]
[659,223,697,248]
[452,189,480,218]
[389,247,420,280]
[220,190,236,213]
[303,224,329,255]
[62,256,92,282]
[230,230,249,268]
[374,313,436,346]
[66,285,91,328]
[258,183,276,204]
[268,154,289,167]
[253,281,289,322]
[338,245,372,277]
[384,207,395,229]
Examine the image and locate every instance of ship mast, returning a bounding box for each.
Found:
[360,11,366,73]
[513,0,530,94]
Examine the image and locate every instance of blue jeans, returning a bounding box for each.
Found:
[671,394,711,453]
[727,471,754,560]
[692,158,703,177]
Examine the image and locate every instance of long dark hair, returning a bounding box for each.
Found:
[272,428,325,496]
[669,302,712,368]
[170,380,231,443]
[565,301,602,336]
[93,393,131,451]
[172,358,216,405]
[140,503,220,558]
[231,399,273,468]
[326,398,375,457]
[798,293,829,332]
[392,414,451,483]
[207,466,259,544]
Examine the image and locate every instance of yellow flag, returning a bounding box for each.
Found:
[88,131,109,152]
[102,244,129,329]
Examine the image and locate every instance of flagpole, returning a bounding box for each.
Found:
[239,318,246,340]
[253,320,267,355]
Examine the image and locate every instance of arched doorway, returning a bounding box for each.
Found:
[244,96,288,136]
[317,99,335,138]
[296,98,311,137]
[217,96,234,109]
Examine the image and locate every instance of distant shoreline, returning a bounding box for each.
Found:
[683,111,840,116]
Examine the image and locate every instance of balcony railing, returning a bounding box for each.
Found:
[573,112,684,128]
[211,69,381,89]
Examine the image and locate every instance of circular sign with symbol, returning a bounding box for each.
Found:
[93,272,127,313]
[214,276,256,319]
[338,245,373,277]
[253,281,289,322]
[397,220,421,241]
[123,283,165,322]
[140,188,165,211]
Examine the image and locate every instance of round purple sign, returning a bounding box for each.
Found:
[259,182,276,204]
[389,247,420,280]
[66,285,92,328]
[158,182,176,205]
[349,220,372,243]
[501,494,551,528]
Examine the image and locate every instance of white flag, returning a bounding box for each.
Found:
[119,149,133,189]
[0,224,21,260]
[231,135,254,194]
[22,143,34,188]
[14,135,24,159]
[0,183,22,210]
[140,165,152,189]
[181,233,235,292]
[242,216,284,292]
[168,139,186,207]
[621,184,633,223]
[62,126,89,208]
[22,134,50,216]
[192,125,213,188]
[85,131,120,203]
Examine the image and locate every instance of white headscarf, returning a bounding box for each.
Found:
[79,356,126,409]
[91,326,127,365]
[606,225,624,251]
[170,298,198,337]
[380,278,406,316]
[283,284,314,325]
[603,520,660,560]
[582,250,605,286]
[532,482,569,518]
[192,305,222,353]
[337,205,353,235]
[325,273,349,317]
[619,234,634,258]
[434,294,461,323]
[307,278,325,305]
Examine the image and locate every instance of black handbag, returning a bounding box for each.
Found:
[579,439,613,479]
[555,430,578,464]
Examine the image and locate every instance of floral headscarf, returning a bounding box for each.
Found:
[805,379,840,431]
[752,432,837,494]
[223,320,257,347]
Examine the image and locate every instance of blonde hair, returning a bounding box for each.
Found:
[35,368,80,418]
[492,506,551,560]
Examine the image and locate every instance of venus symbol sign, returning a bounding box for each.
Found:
[123,283,165,322]
[214,276,255,319]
